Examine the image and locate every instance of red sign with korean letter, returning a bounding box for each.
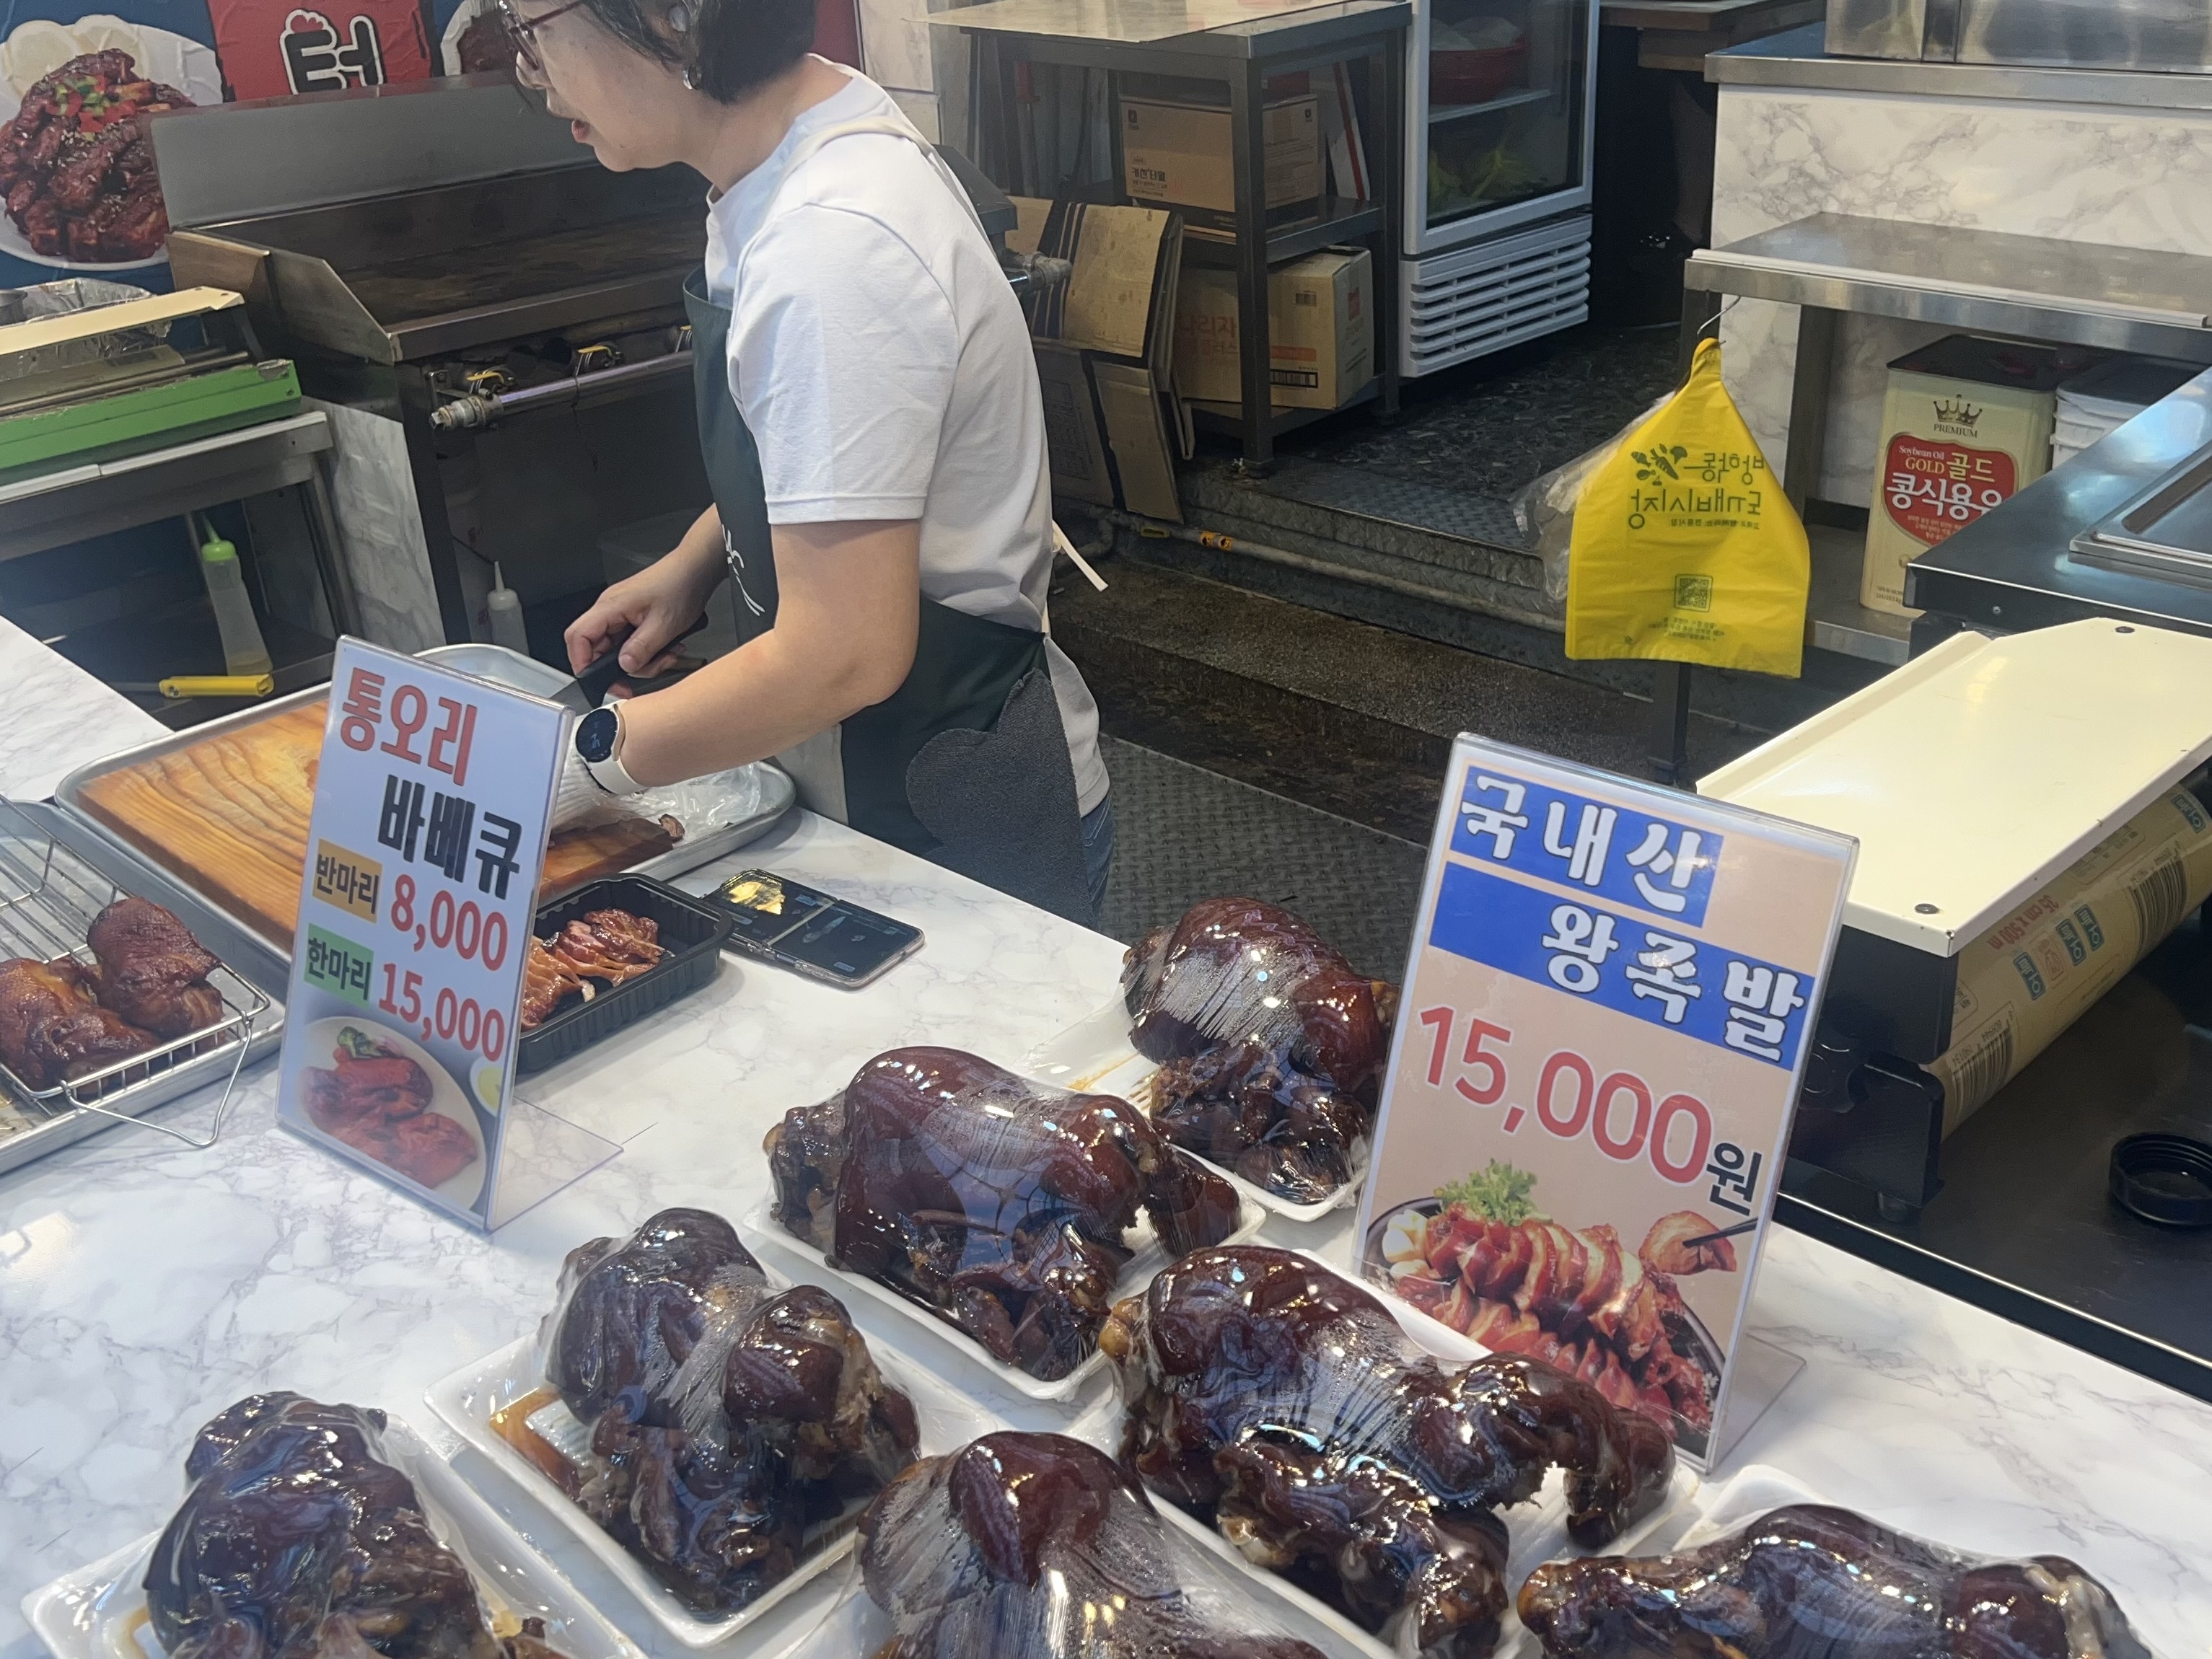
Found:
[1354,736,1855,1464]
[1882,434,2016,547]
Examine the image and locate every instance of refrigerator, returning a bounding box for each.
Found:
[1400,0,1600,377]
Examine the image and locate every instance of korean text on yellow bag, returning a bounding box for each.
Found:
[1565,338,1809,678]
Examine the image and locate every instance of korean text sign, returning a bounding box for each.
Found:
[275,640,564,1226]
[1356,736,1853,1461]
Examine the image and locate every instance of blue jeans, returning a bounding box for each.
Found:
[1080,793,1115,923]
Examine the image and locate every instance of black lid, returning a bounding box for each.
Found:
[2109,1132,2212,1229]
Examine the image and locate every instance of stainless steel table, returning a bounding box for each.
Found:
[0,410,361,690]
[940,0,1410,472]
[1638,211,2212,783]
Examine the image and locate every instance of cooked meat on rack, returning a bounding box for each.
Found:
[551,908,662,981]
[859,1431,1329,1659]
[0,955,152,1090]
[541,1209,919,1611]
[765,1047,1243,1381]
[87,897,222,1039]
[144,1390,570,1659]
[1104,1245,1675,1659]
[1123,897,1398,1203]
[1378,1207,1719,1436]
[521,936,589,1029]
[302,1034,475,1189]
[1517,1504,2154,1658]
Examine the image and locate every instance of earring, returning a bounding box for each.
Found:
[681,63,698,88]
[668,2,690,28]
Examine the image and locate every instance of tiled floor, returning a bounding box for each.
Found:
[1096,735,1428,982]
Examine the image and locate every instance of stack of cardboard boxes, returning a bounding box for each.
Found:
[1017,75,1377,519]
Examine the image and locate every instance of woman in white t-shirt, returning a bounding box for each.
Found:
[502,0,1112,922]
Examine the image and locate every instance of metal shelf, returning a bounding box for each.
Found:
[1807,519,1911,666]
[1188,376,1382,437]
[1427,84,1553,123]
[1180,197,1386,266]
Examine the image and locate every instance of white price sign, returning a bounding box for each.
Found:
[274,639,565,1226]
[1356,736,1856,1463]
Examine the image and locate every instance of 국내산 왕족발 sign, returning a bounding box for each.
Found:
[1356,736,1854,1461]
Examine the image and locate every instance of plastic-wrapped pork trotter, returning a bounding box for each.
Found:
[859,1430,1330,1659]
[1519,1505,2156,1658]
[765,1047,1243,1381]
[1123,897,1398,1204]
[1102,1245,1675,1659]
[144,1391,572,1659]
[530,1207,919,1612]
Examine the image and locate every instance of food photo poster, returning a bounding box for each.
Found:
[0,0,501,290]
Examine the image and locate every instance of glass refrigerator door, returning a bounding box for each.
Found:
[1410,0,1595,254]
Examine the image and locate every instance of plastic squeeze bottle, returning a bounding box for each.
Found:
[198,517,273,677]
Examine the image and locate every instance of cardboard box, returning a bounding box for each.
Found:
[1174,247,1373,412]
[1122,94,1322,214]
[1861,335,2066,617]
[1034,344,1116,507]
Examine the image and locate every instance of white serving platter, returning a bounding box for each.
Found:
[425,1323,994,1649]
[741,1191,1266,1404]
[1019,995,1369,1223]
[20,1412,642,1659]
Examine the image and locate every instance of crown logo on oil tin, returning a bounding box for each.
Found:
[1934,396,1980,425]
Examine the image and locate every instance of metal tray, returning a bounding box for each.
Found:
[0,798,282,1177]
[2071,437,2212,588]
[51,645,794,983]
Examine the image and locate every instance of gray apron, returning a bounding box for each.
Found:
[684,113,1092,922]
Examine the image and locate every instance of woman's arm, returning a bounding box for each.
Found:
[610,519,920,786]
[563,505,727,679]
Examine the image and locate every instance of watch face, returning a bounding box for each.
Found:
[576,706,620,762]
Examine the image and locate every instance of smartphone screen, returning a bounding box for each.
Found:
[706,870,922,985]
[714,871,833,947]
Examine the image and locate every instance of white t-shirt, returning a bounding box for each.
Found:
[702,66,1107,817]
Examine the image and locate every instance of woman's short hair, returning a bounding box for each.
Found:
[578,0,816,102]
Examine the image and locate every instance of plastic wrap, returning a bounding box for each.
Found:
[764,1047,1244,1381]
[1102,1245,1676,1659]
[526,1208,920,1613]
[1122,897,1398,1205]
[1517,1503,2157,1658]
[144,1391,577,1659]
[858,1430,1331,1659]
[1510,392,1673,605]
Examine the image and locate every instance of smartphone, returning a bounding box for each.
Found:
[706,870,923,988]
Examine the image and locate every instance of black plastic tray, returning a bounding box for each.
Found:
[517,876,732,1073]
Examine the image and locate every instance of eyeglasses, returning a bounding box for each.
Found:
[496,0,587,82]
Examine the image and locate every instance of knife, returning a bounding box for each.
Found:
[563,612,711,712]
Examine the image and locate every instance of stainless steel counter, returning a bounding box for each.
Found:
[1908,364,2212,637]
[1711,19,2212,110]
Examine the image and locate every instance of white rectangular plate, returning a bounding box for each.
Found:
[424,1326,993,1648]
[20,1412,641,1659]
[742,1192,1265,1404]
[1019,995,1367,1223]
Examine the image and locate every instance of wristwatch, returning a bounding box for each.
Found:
[574,703,646,796]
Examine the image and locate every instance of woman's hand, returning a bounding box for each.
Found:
[563,506,725,680]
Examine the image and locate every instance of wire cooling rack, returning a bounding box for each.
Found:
[0,797,275,1169]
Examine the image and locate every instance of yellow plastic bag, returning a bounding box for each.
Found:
[1564,338,1809,678]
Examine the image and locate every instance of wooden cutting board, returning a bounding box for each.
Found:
[76,697,678,945]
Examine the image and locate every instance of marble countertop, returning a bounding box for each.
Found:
[0,615,164,804]
[1,650,2208,1658]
